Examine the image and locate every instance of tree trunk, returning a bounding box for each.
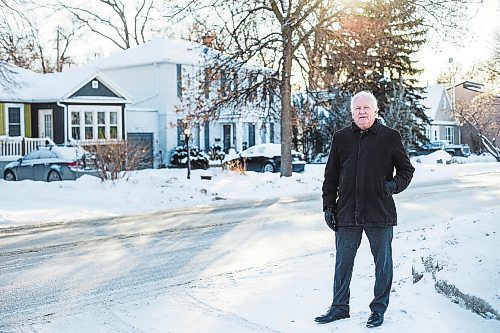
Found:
[280,27,293,177]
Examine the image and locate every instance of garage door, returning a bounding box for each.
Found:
[127,132,154,169]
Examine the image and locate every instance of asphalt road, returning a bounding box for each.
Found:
[1,172,499,331]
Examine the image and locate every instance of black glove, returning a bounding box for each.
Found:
[384,179,397,197]
[324,205,337,231]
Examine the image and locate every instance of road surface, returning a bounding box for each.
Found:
[1,172,499,332]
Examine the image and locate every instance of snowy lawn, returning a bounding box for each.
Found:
[1,151,499,332]
[0,151,497,227]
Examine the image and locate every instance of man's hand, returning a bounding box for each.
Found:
[324,205,337,231]
[384,179,397,197]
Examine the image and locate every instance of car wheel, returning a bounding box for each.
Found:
[47,170,62,182]
[4,170,16,181]
[262,163,275,173]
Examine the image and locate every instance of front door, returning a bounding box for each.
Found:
[248,124,255,147]
[38,109,53,139]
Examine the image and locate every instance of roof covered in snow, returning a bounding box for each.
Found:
[87,38,206,70]
[421,84,449,120]
[0,63,129,103]
[0,37,270,103]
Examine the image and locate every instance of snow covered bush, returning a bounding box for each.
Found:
[170,145,209,169]
[208,144,225,162]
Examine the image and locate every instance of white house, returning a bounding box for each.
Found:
[85,38,280,167]
[421,84,462,144]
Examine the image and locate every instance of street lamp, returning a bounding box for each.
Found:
[449,57,456,113]
[183,127,191,179]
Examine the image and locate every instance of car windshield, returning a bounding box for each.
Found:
[241,144,281,158]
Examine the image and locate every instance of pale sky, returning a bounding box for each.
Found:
[416,0,500,85]
[23,0,500,88]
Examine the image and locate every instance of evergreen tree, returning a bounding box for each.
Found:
[323,0,429,145]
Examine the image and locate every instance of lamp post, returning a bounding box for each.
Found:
[449,57,456,113]
[183,127,191,179]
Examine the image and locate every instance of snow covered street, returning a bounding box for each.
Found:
[1,160,499,332]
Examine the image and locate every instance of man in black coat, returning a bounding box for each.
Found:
[315,91,415,328]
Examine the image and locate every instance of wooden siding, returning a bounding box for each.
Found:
[0,103,4,135]
[24,104,31,137]
[70,79,120,98]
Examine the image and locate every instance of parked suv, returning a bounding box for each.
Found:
[410,140,471,157]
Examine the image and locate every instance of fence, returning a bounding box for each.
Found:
[0,137,56,157]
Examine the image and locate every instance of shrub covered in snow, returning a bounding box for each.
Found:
[170,146,209,169]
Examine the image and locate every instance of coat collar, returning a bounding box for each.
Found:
[351,119,381,134]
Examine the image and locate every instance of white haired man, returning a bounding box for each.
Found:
[315,91,415,328]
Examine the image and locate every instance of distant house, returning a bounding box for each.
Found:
[0,64,130,159]
[85,38,280,167]
[446,81,491,152]
[421,84,462,144]
[446,81,484,107]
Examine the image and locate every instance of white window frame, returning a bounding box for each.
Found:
[68,105,122,142]
[424,125,430,140]
[445,126,455,144]
[5,103,25,137]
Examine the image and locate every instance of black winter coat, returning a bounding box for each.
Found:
[322,120,415,227]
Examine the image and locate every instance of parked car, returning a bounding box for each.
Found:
[225,143,306,173]
[409,140,471,157]
[3,146,99,182]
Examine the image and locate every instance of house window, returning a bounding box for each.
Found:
[43,113,53,138]
[445,126,454,143]
[92,80,99,89]
[270,123,275,143]
[110,112,118,139]
[84,112,93,139]
[233,72,238,93]
[248,123,255,147]
[97,112,106,139]
[220,70,227,97]
[71,112,80,140]
[69,106,122,141]
[177,119,183,146]
[7,106,22,136]
[176,64,182,98]
[204,68,210,99]
[204,120,210,152]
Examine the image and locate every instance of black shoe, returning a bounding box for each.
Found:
[366,311,384,328]
[314,307,350,324]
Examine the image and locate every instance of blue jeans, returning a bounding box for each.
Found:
[332,226,393,314]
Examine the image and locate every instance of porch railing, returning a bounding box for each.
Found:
[0,137,56,158]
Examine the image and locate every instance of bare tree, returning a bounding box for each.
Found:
[465,31,500,89]
[54,0,165,50]
[85,139,153,181]
[0,20,39,70]
[456,92,500,160]
[174,0,340,177]
[0,0,31,85]
[0,0,83,73]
